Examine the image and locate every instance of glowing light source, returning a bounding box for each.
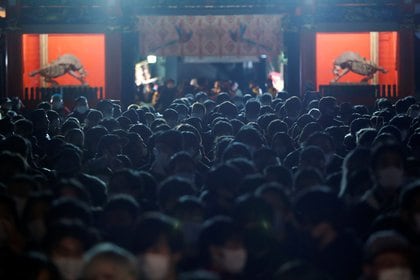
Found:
[147,55,157,64]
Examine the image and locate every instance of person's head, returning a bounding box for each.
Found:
[84,126,108,156]
[82,243,138,280]
[45,220,94,280]
[46,110,61,136]
[14,118,33,139]
[357,128,377,148]
[260,92,272,107]
[100,194,140,248]
[294,187,344,249]
[96,99,115,119]
[50,93,64,111]
[31,109,50,134]
[267,119,288,144]
[74,96,89,114]
[363,230,414,280]
[54,146,83,176]
[234,125,264,154]
[218,101,237,119]
[205,163,241,205]
[244,99,261,122]
[85,109,103,129]
[132,212,183,280]
[299,146,326,175]
[389,115,412,142]
[199,216,247,275]
[304,132,335,161]
[284,96,302,121]
[213,120,233,138]
[318,96,338,117]
[371,143,406,191]
[153,130,183,170]
[163,108,179,128]
[399,180,420,234]
[64,128,84,148]
[107,169,143,202]
[174,103,189,121]
[157,176,195,214]
[191,102,206,120]
[340,147,373,200]
[97,134,124,158]
[46,197,92,226]
[61,118,81,135]
[298,122,322,145]
[123,132,148,165]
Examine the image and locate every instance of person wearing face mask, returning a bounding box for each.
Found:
[96,99,115,120]
[304,131,343,175]
[294,187,363,280]
[45,220,94,280]
[50,93,70,118]
[317,96,343,129]
[68,96,90,124]
[149,130,183,183]
[352,142,407,238]
[398,181,420,249]
[131,212,184,280]
[198,216,248,280]
[360,230,416,280]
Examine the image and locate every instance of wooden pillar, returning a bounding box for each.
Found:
[284,31,300,96]
[300,30,316,96]
[6,32,23,99]
[105,32,122,101]
[397,29,415,97]
[121,31,139,108]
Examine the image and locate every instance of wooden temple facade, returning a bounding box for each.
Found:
[0,0,417,107]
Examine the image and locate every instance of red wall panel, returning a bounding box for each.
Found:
[378,32,398,86]
[316,32,398,91]
[22,34,106,96]
[316,33,371,86]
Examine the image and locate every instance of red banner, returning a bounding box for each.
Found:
[137,15,283,57]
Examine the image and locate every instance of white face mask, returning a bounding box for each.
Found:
[377,167,404,189]
[53,257,84,280]
[378,267,413,280]
[221,248,247,274]
[140,253,170,280]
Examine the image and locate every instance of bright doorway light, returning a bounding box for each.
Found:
[147,55,157,64]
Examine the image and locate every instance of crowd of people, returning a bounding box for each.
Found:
[0,80,420,280]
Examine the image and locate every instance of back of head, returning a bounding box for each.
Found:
[82,243,137,280]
